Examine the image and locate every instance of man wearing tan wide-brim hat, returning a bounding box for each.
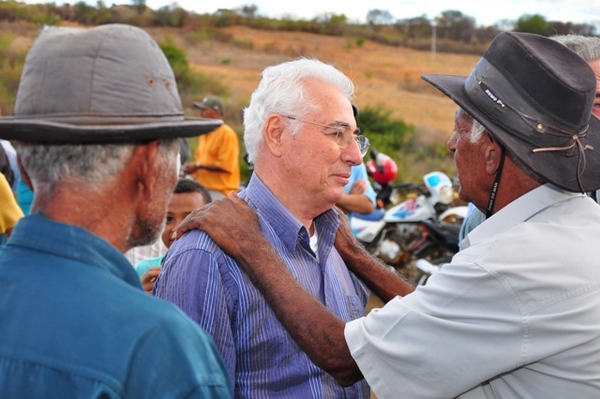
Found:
[175,31,600,399]
[0,24,232,398]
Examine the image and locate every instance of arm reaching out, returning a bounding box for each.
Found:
[140,267,161,294]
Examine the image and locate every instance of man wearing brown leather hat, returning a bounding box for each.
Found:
[0,24,232,398]
[173,32,600,398]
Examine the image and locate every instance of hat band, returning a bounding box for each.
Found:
[10,113,186,125]
[463,58,588,155]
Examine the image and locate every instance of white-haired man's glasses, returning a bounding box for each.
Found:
[284,115,370,157]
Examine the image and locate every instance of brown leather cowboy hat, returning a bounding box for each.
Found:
[0,24,220,144]
[422,31,600,193]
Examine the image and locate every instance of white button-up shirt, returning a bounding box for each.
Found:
[346,184,600,399]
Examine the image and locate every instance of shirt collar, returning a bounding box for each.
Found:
[8,212,142,288]
[241,174,340,254]
[463,183,584,249]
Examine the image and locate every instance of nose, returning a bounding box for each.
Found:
[447,131,458,152]
[342,137,363,166]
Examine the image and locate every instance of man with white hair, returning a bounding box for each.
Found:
[0,24,232,398]
[155,58,371,398]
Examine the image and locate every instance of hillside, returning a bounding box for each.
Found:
[1,21,483,178]
[144,25,481,142]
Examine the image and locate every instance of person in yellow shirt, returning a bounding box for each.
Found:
[0,172,23,240]
[181,96,240,199]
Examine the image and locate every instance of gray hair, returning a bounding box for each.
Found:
[456,108,544,183]
[455,107,487,144]
[17,139,177,194]
[550,34,600,62]
[243,58,355,163]
[468,116,487,144]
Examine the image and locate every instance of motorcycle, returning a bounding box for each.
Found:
[350,149,467,284]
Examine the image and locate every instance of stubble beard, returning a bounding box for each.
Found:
[127,215,166,248]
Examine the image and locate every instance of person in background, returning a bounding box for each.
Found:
[337,163,376,214]
[181,96,240,200]
[155,58,371,398]
[0,24,231,398]
[175,32,600,398]
[135,178,211,294]
[15,177,33,215]
[124,237,168,265]
[1,138,32,215]
[0,140,16,189]
[0,141,18,243]
[0,171,23,243]
[552,34,600,119]
[337,105,376,215]
[458,33,600,247]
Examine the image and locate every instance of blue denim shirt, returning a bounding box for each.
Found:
[155,175,370,399]
[0,212,232,399]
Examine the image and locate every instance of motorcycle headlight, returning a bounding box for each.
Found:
[438,185,454,204]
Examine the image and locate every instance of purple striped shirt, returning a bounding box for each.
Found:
[155,175,370,399]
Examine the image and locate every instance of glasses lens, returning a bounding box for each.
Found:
[356,136,369,157]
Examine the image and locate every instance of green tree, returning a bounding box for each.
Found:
[238,4,258,19]
[514,14,551,36]
[131,0,146,15]
[312,13,347,35]
[356,104,415,154]
[436,10,476,43]
[0,31,25,115]
[158,36,228,105]
[395,15,431,39]
[355,104,458,183]
[366,9,395,26]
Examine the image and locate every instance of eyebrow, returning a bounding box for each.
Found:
[331,120,351,127]
[332,120,361,135]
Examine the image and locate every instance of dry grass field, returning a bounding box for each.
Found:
[2,21,482,142]
[144,25,481,143]
[2,21,482,178]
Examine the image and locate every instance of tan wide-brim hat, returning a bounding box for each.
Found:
[422,32,600,193]
[0,24,220,144]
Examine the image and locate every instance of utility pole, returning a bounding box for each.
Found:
[431,18,437,60]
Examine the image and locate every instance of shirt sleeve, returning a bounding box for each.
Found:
[154,232,237,383]
[345,259,524,399]
[126,305,233,399]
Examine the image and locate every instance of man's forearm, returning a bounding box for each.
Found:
[195,163,227,173]
[337,194,375,214]
[333,220,415,302]
[338,247,415,301]
[234,236,364,386]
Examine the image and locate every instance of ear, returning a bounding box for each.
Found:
[133,141,160,199]
[16,156,33,191]
[482,133,503,176]
[263,114,285,157]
